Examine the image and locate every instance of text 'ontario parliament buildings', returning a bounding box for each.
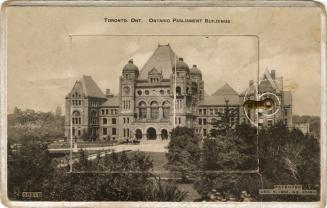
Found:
[65,44,293,141]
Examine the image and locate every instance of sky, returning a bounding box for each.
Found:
[6,6,322,115]
[72,35,258,96]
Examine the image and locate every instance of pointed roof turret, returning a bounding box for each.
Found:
[76,75,106,99]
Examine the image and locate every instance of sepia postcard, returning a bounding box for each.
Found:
[0,0,326,207]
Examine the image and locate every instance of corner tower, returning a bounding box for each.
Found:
[171,57,195,128]
[119,59,139,141]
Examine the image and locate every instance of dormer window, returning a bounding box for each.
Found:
[148,67,162,84]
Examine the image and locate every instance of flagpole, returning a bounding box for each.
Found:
[173,56,177,128]
[69,35,73,173]
[69,106,73,173]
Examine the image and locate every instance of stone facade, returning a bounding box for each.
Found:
[64,44,293,141]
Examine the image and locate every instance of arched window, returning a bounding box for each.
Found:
[162,101,170,120]
[103,118,107,125]
[150,101,159,119]
[135,129,142,140]
[138,101,147,119]
[72,111,81,125]
[176,86,181,95]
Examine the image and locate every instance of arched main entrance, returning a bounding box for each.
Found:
[161,129,168,140]
[147,127,157,140]
[135,129,143,140]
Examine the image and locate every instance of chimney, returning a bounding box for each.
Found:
[249,80,254,86]
[271,70,276,79]
[105,89,113,98]
[179,57,184,61]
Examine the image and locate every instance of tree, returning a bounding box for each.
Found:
[165,127,201,182]
[209,99,239,137]
[8,108,65,143]
[8,140,54,200]
[195,123,258,199]
[201,130,257,171]
[195,122,320,201]
[255,122,320,201]
[9,142,188,201]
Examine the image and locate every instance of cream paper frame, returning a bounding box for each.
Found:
[0,1,326,208]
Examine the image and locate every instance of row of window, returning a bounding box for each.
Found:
[72,92,81,98]
[198,118,207,125]
[138,100,170,107]
[102,117,132,125]
[101,108,118,116]
[123,117,130,124]
[89,101,98,107]
[72,100,82,106]
[199,107,238,116]
[123,100,131,110]
[123,128,130,137]
[72,117,81,124]
[102,127,117,135]
[149,77,160,83]
[72,111,81,124]
[102,118,117,125]
[72,128,81,136]
[137,89,170,96]
[138,106,170,120]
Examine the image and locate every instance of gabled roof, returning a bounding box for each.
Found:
[139,44,177,79]
[148,67,162,75]
[259,70,283,92]
[241,70,283,95]
[212,83,239,96]
[101,96,119,107]
[80,75,106,99]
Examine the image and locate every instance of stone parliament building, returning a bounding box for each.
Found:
[65,44,293,141]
